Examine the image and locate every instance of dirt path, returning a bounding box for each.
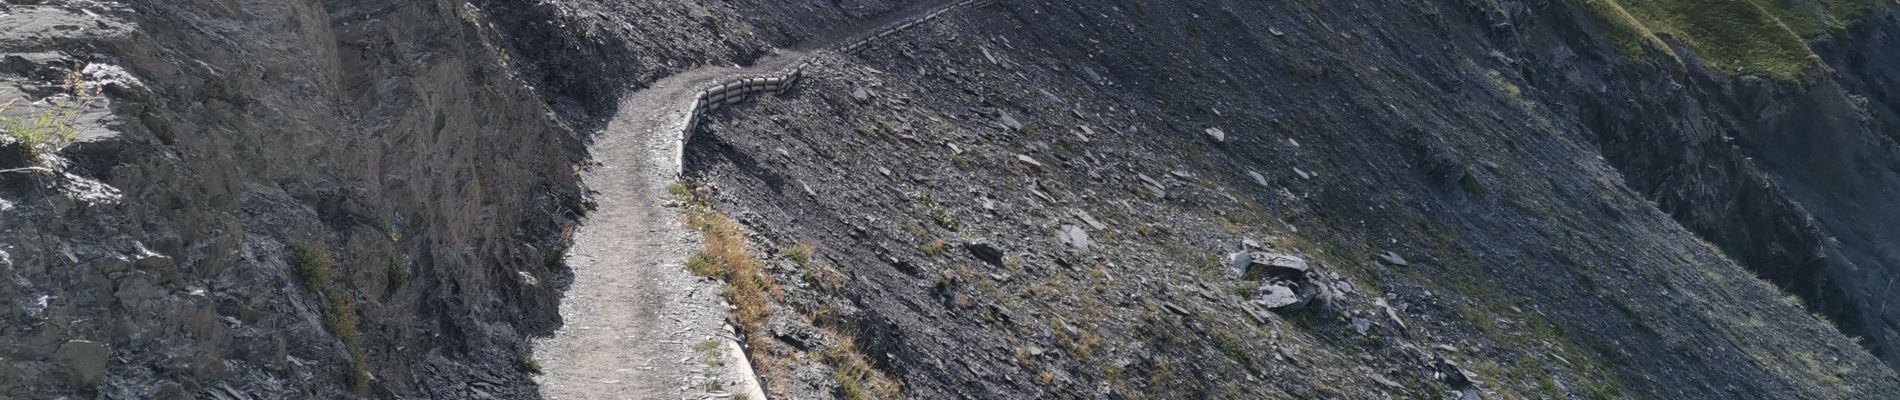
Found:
[531,1,984,399]
[530,50,813,399]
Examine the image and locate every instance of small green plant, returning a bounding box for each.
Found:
[921,239,946,257]
[1460,168,1485,195]
[518,355,544,375]
[686,252,720,276]
[293,243,335,292]
[543,244,569,269]
[326,297,370,391]
[2,70,91,159]
[667,182,693,198]
[0,100,79,158]
[292,242,369,391]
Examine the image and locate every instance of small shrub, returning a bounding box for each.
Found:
[543,245,569,269]
[0,101,78,158]
[686,252,721,277]
[518,355,543,375]
[783,242,816,264]
[667,182,693,198]
[293,243,334,292]
[802,264,848,292]
[1,71,90,159]
[326,298,369,391]
[921,239,946,257]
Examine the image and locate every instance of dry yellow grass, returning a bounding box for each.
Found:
[824,332,901,400]
[684,201,787,393]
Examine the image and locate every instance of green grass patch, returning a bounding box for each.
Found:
[1578,0,1878,80]
[2,71,92,159]
[517,355,543,375]
[293,243,335,292]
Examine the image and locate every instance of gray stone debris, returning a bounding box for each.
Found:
[1016,154,1043,168]
[1204,127,1226,142]
[1248,170,1269,187]
[1435,358,1479,389]
[1072,209,1107,230]
[852,87,871,103]
[1232,251,1309,280]
[1254,282,1314,310]
[1294,167,1314,180]
[1057,224,1090,251]
[997,111,1023,132]
[1037,88,1065,104]
[1461,388,1483,400]
[1376,298,1408,330]
[965,241,1006,266]
[1379,251,1410,266]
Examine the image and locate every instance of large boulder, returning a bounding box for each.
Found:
[1229,251,1309,280]
[965,241,1006,266]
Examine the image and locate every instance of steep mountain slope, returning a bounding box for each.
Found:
[681,0,1900,398]
[0,0,868,397]
[6,0,1900,398]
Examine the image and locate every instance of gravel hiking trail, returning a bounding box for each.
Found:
[531,1,974,399]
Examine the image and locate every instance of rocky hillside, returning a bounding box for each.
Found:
[681,0,1900,398]
[5,0,1900,399]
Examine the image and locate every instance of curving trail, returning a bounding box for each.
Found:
[531,1,993,399]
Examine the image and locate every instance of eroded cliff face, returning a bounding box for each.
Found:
[1579,5,1900,367]
[1,0,588,396]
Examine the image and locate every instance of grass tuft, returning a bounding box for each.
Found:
[683,194,786,394]
[783,241,816,264]
[825,333,901,400]
[921,238,946,257]
[1,70,92,159]
[518,355,543,375]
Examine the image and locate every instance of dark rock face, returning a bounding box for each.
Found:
[0,0,931,397]
[1581,7,1900,366]
[0,0,595,397]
